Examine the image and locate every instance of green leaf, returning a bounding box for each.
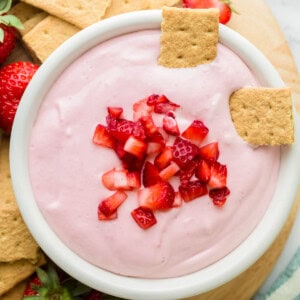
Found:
[22,297,41,300]
[0,0,12,15]
[0,27,4,42]
[36,267,51,287]
[47,264,60,289]
[0,14,23,29]
[72,283,92,296]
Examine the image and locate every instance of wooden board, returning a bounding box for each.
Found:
[1,0,300,298]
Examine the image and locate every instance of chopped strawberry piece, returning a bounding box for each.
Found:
[124,135,147,158]
[172,192,182,208]
[154,146,173,170]
[182,120,209,145]
[113,141,126,160]
[199,142,219,162]
[133,98,153,121]
[140,114,159,136]
[209,187,230,207]
[142,161,161,187]
[107,106,123,118]
[179,160,199,186]
[121,152,145,172]
[102,168,140,190]
[162,115,180,136]
[172,137,199,168]
[159,161,180,181]
[146,94,169,106]
[131,206,157,229]
[108,118,135,143]
[98,190,128,217]
[132,119,147,140]
[179,180,208,202]
[147,131,166,155]
[98,210,118,221]
[195,159,211,183]
[208,161,227,188]
[154,102,180,114]
[92,124,115,148]
[138,181,175,210]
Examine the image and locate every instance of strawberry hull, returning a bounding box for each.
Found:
[28,29,281,280]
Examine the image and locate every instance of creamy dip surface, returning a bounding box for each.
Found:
[29,30,280,278]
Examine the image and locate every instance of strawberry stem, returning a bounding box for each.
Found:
[220,0,239,14]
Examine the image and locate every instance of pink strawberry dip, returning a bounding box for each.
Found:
[28,30,280,278]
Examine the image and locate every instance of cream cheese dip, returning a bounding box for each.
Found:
[28,30,280,278]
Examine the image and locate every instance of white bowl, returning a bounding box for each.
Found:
[10,10,300,300]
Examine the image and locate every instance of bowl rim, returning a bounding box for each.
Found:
[10,9,300,300]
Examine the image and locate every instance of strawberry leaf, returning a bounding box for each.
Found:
[0,28,4,42]
[0,0,12,15]
[0,14,23,29]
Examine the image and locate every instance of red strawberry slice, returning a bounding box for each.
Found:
[107,106,123,118]
[181,120,209,146]
[172,137,199,168]
[159,161,180,181]
[131,206,157,229]
[179,159,199,186]
[209,186,230,207]
[124,135,147,158]
[107,118,135,143]
[138,181,175,210]
[142,161,161,187]
[147,131,166,155]
[92,124,115,148]
[154,101,180,114]
[173,192,183,208]
[199,142,219,162]
[154,146,173,170]
[179,180,208,202]
[195,159,211,183]
[162,114,180,136]
[133,98,153,121]
[208,161,227,188]
[132,119,147,140]
[102,168,140,190]
[98,210,118,221]
[140,114,159,136]
[98,190,128,217]
[146,94,169,106]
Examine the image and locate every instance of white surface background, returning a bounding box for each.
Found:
[258,0,300,294]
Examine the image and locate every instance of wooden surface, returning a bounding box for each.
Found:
[1,0,300,299]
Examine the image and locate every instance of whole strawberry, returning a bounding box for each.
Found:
[0,61,39,134]
[183,0,236,24]
[0,0,23,64]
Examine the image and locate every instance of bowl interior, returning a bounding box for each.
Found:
[10,10,300,300]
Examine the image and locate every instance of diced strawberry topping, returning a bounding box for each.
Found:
[172,137,199,168]
[94,94,230,228]
[102,168,140,190]
[142,161,161,187]
[179,180,208,202]
[92,124,115,149]
[195,159,211,183]
[209,187,230,207]
[208,161,227,188]
[138,181,175,210]
[98,190,128,217]
[179,160,199,186]
[108,118,135,143]
[199,142,219,162]
[98,211,117,221]
[140,114,159,136]
[162,114,180,136]
[159,161,180,181]
[131,206,157,229]
[154,146,173,170]
[172,192,183,208]
[182,120,209,145]
[124,135,147,158]
[133,98,153,121]
[107,106,123,119]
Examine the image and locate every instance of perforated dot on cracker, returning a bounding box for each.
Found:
[158,7,219,68]
[230,87,294,145]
